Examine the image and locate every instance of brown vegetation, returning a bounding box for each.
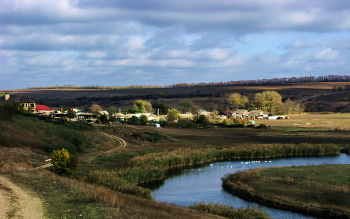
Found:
[222,165,350,218]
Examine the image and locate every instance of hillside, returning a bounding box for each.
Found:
[2,82,350,112]
[0,115,227,219]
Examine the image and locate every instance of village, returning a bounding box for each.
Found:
[2,93,289,127]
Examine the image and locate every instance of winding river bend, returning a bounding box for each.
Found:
[150,153,350,219]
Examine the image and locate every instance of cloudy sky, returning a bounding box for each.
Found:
[1,0,350,90]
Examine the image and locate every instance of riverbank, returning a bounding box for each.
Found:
[222,164,350,219]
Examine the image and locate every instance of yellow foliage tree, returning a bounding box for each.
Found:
[51,148,77,176]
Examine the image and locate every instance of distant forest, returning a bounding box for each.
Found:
[30,75,350,90]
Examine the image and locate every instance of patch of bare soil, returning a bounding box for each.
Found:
[0,175,44,219]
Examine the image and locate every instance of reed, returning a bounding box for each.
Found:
[85,170,153,199]
[128,143,340,170]
[189,202,271,219]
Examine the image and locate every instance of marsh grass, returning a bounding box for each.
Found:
[128,143,340,169]
[222,165,350,218]
[189,202,271,219]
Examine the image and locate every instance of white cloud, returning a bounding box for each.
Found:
[1,0,350,89]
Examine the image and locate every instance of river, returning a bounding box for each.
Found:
[150,153,350,219]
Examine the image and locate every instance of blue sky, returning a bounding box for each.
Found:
[1,0,350,90]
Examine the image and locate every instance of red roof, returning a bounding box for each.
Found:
[36,105,53,111]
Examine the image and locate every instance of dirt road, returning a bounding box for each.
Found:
[0,133,127,218]
[0,175,44,219]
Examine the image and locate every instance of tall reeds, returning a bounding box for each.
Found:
[189,202,271,219]
[128,143,340,169]
[81,143,340,200]
[85,170,153,199]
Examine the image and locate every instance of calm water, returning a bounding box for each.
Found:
[151,153,350,219]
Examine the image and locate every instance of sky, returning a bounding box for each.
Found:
[1,0,350,90]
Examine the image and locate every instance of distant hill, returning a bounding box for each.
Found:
[2,81,350,113]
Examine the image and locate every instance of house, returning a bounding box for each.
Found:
[232,109,249,119]
[217,111,232,120]
[2,94,36,113]
[76,112,97,120]
[36,105,53,115]
[197,110,211,117]
[124,113,159,122]
[249,110,264,119]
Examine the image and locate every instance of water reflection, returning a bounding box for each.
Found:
[150,154,350,219]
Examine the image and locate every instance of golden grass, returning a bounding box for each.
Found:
[6,169,224,219]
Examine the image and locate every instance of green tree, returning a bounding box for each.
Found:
[99,113,109,124]
[153,103,170,115]
[140,114,148,125]
[133,100,152,113]
[227,93,249,110]
[167,109,180,122]
[0,100,24,120]
[194,114,211,128]
[107,106,118,115]
[254,91,282,113]
[178,99,194,113]
[51,148,77,176]
[66,108,76,120]
[203,102,216,112]
[107,107,118,123]
[127,115,140,125]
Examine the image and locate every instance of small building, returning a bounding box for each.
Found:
[217,111,232,120]
[249,110,264,119]
[36,105,53,115]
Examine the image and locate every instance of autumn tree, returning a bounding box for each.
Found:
[227,93,249,110]
[254,91,282,113]
[280,99,305,114]
[91,103,103,114]
[51,148,77,176]
[133,100,152,113]
[167,109,180,122]
[178,99,194,113]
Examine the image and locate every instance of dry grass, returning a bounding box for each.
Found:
[6,169,224,219]
[222,165,350,218]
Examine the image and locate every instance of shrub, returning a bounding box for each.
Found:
[256,124,268,129]
[51,148,78,176]
[189,202,271,219]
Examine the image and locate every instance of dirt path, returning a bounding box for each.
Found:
[37,133,127,169]
[0,175,44,219]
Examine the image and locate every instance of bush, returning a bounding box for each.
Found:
[256,124,268,129]
[132,132,166,143]
[189,202,271,219]
[51,148,78,176]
